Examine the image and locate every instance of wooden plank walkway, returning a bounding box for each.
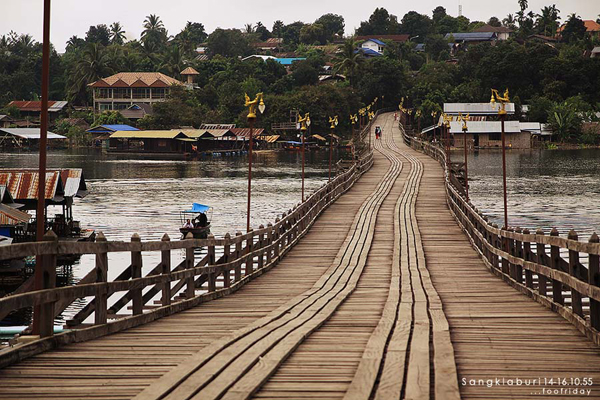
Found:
[2,112,600,399]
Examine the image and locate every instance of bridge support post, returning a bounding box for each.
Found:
[550,228,564,305]
[274,219,281,261]
[258,225,265,270]
[131,234,143,315]
[589,233,600,329]
[568,230,583,317]
[95,232,108,325]
[161,234,172,306]
[266,224,273,266]
[501,229,510,279]
[536,229,548,297]
[32,230,57,338]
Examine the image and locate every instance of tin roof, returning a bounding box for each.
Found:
[201,129,236,138]
[0,203,31,225]
[181,67,199,75]
[449,121,521,134]
[88,72,182,88]
[0,169,87,202]
[0,128,66,139]
[7,101,68,113]
[445,32,497,42]
[256,135,280,143]
[231,128,265,138]
[444,103,515,115]
[174,129,205,138]
[87,124,139,133]
[109,130,190,139]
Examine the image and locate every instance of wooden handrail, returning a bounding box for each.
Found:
[401,124,600,345]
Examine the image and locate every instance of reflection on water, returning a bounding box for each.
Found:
[0,148,336,325]
[453,148,600,239]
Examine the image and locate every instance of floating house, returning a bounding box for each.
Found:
[6,101,68,122]
[0,169,88,240]
[0,185,30,239]
[108,130,193,153]
[449,121,531,149]
[0,128,67,148]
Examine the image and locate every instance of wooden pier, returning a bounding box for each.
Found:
[1,113,600,399]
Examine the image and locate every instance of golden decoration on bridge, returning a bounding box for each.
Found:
[244,93,265,120]
[329,115,339,129]
[490,88,510,115]
[298,113,311,131]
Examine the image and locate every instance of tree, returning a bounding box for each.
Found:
[272,20,285,37]
[68,43,114,105]
[141,14,168,51]
[314,14,345,42]
[300,23,327,45]
[356,8,401,36]
[333,38,364,86]
[255,22,271,41]
[159,45,185,79]
[85,24,111,46]
[425,35,449,61]
[207,29,250,57]
[175,22,207,47]
[561,14,587,43]
[535,5,560,37]
[401,11,433,39]
[290,61,319,86]
[503,14,517,30]
[66,35,85,52]
[432,6,447,23]
[488,17,502,27]
[109,22,126,45]
[281,22,305,45]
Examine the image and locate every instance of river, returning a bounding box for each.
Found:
[454,147,600,240]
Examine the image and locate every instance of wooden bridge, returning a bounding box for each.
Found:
[1,112,600,399]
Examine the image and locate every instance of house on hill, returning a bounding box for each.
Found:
[360,38,386,55]
[445,32,498,45]
[355,35,409,44]
[88,72,183,113]
[557,20,600,38]
[473,24,513,40]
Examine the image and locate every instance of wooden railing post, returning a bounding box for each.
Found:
[523,229,534,289]
[161,233,172,306]
[33,230,58,337]
[514,228,523,284]
[536,229,548,297]
[568,230,583,317]
[266,223,273,265]
[258,225,265,270]
[550,228,564,305]
[501,228,510,278]
[492,224,500,270]
[207,234,216,292]
[223,233,231,288]
[131,233,143,315]
[95,232,108,325]
[589,233,600,330]
[274,218,281,260]
[185,233,195,299]
[235,231,243,282]
[246,229,254,275]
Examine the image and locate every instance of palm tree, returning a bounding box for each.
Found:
[68,43,114,105]
[159,45,184,79]
[110,22,126,45]
[333,38,363,86]
[535,5,560,37]
[503,14,517,30]
[244,23,255,34]
[141,14,167,50]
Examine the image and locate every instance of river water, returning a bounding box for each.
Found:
[453,148,600,240]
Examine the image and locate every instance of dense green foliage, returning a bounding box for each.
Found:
[1,3,599,142]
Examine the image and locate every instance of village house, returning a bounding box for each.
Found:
[88,72,183,113]
[0,115,14,128]
[557,20,600,39]
[355,35,410,44]
[252,37,284,53]
[449,121,532,149]
[360,39,386,55]
[444,32,498,46]
[0,128,66,149]
[473,24,513,40]
[6,101,68,122]
[118,103,154,120]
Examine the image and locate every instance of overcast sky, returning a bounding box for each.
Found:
[2,0,598,52]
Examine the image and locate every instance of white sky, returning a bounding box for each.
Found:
[2,0,599,52]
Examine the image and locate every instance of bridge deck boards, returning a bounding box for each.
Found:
[413,141,600,399]
[0,149,386,400]
[253,117,403,399]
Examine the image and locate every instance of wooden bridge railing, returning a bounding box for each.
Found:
[401,124,600,346]
[0,146,374,367]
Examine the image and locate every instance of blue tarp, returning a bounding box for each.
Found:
[87,124,140,133]
[184,203,210,213]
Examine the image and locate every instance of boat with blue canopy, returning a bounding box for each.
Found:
[179,203,212,239]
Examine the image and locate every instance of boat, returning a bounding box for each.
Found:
[179,203,212,239]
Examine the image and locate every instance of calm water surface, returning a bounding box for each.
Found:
[453,148,600,240]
